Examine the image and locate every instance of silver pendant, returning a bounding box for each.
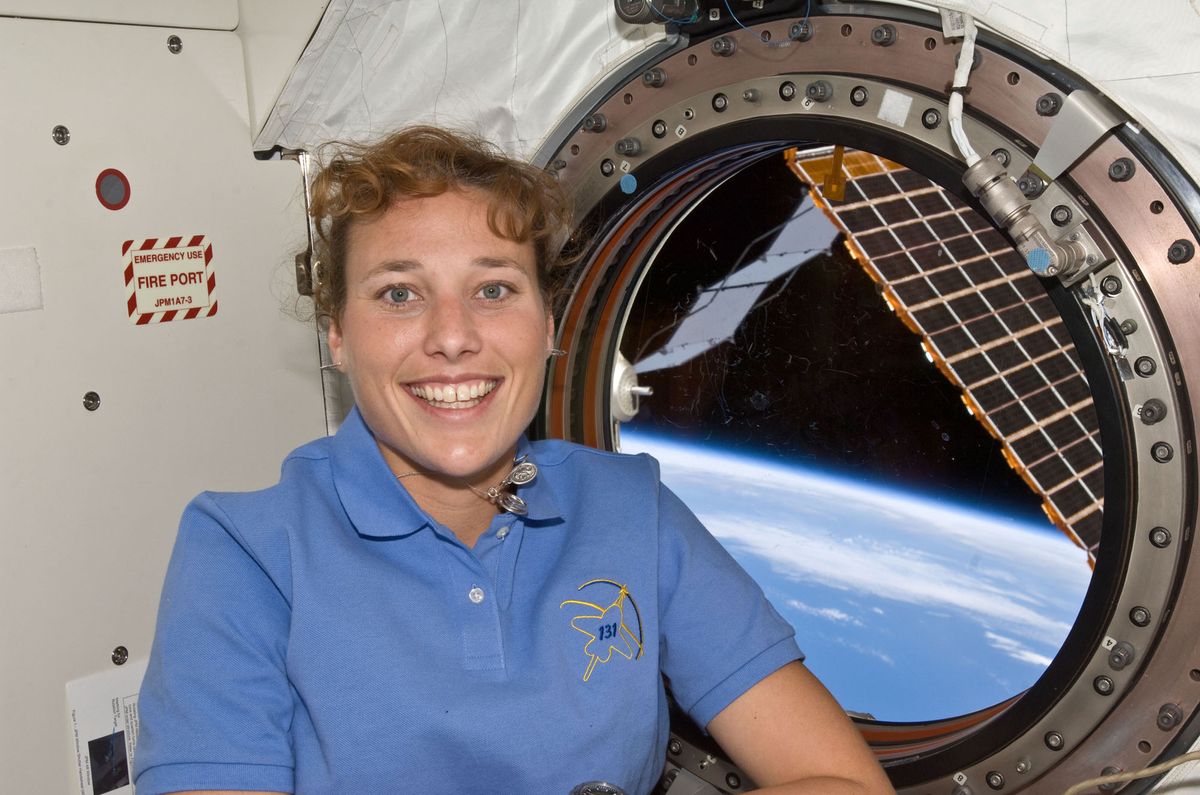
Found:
[496,492,528,515]
[504,460,538,486]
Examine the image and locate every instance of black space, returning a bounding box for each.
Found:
[620,152,1047,524]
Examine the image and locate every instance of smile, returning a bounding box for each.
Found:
[408,379,498,409]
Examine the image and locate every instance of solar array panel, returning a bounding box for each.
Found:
[788,149,1103,558]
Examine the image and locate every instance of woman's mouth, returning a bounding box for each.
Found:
[408,379,498,409]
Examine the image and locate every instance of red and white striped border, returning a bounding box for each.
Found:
[122,235,217,325]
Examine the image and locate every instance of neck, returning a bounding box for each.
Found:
[382,447,516,548]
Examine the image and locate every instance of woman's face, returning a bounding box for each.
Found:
[328,189,554,483]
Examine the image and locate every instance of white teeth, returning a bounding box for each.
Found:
[410,380,496,409]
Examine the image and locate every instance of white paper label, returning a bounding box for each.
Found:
[941,9,968,38]
[66,660,148,795]
[878,89,914,128]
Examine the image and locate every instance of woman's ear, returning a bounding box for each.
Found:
[327,316,345,369]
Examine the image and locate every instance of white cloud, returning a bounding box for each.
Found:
[626,432,1091,651]
[785,599,865,627]
[704,513,1075,648]
[985,632,1054,667]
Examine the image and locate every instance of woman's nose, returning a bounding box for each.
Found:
[422,297,482,359]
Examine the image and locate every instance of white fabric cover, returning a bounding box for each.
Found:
[255,0,1200,181]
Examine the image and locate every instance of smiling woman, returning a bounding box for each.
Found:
[132,126,894,795]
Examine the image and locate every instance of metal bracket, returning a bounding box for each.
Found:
[1057,219,1116,287]
[1077,273,1134,381]
[280,148,319,297]
[1031,90,1125,182]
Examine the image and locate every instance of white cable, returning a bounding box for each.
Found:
[1062,749,1200,795]
[948,14,981,167]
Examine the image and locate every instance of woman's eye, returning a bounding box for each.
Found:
[385,286,412,303]
[479,283,510,300]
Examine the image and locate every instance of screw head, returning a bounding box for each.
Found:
[52,125,71,145]
[1120,319,1138,335]
[583,113,607,133]
[1045,731,1065,751]
[850,86,869,106]
[1158,703,1183,730]
[1149,526,1172,548]
[1015,758,1031,774]
[725,772,742,789]
[712,93,728,112]
[1017,172,1046,198]
[711,36,736,56]
[1130,606,1152,627]
[1100,275,1122,296]
[922,108,941,129]
[642,68,666,88]
[741,88,760,103]
[1135,356,1157,377]
[83,391,101,411]
[615,137,641,157]
[600,159,615,177]
[1094,675,1114,695]
[1051,205,1073,226]
[1167,239,1195,264]
[167,34,183,54]
[1140,398,1167,425]
[986,770,1005,789]
[652,119,667,138]
[779,81,797,101]
[1108,157,1136,182]
[789,21,813,41]
[1108,641,1135,670]
[1151,442,1174,463]
[870,24,896,46]
[804,80,832,103]
[668,738,683,755]
[111,646,129,665]
[1036,92,1062,116]
[991,148,1011,167]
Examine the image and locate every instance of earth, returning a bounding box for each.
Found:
[621,429,1092,722]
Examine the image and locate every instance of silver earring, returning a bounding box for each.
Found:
[548,348,567,358]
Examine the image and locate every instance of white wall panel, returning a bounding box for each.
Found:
[0,0,237,29]
[0,16,324,792]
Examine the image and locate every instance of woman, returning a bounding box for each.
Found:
[135,127,893,795]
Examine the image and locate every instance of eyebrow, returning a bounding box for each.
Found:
[362,256,530,279]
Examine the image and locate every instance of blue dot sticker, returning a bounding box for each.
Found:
[620,173,638,194]
[1025,247,1052,273]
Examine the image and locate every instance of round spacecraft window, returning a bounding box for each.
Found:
[614,146,1096,722]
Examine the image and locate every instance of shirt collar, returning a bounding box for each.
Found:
[330,408,563,539]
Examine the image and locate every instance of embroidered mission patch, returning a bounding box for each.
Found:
[560,579,644,681]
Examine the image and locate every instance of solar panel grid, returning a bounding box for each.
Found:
[1051,481,1094,517]
[963,259,1006,285]
[790,152,1104,554]
[1023,388,1068,423]
[930,327,975,358]
[996,303,1038,331]
[1062,435,1104,471]
[948,293,991,323]
[892,278,937,304]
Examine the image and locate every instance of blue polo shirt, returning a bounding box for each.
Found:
[135,408,802,794]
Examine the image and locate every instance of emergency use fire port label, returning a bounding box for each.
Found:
[122,235,217,325]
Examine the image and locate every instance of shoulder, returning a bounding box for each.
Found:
[529,438,660,480]
[197,435,336,519]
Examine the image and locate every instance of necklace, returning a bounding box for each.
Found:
[395,456,538,515]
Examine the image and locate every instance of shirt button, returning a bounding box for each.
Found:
[468,586,485,604]
[496,525,510,540]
